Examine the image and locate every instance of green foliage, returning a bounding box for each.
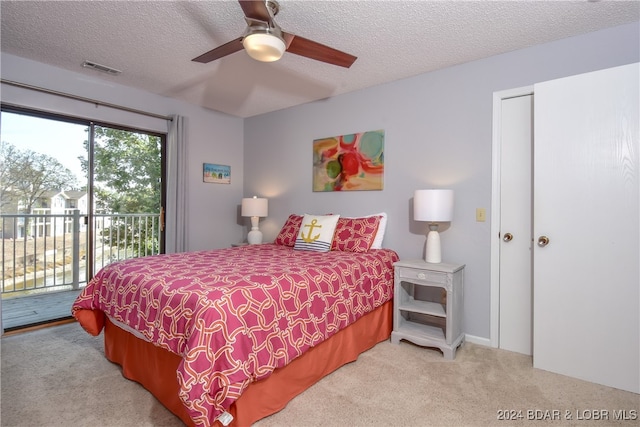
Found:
[100,215,161,257]
[2,124,162,254]
[0,141,78,213]
[84,127,162,254]
[83,127,161,214]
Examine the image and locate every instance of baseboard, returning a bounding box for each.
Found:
[464,334,492,347]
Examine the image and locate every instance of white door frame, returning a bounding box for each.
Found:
[490,85,533,348]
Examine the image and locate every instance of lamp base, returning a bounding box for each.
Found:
[425,230,442,263]
[247,229,263,245]
[247,216,263,244]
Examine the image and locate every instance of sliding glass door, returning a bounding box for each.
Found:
[89,124,165,277]
[0,107,165,329]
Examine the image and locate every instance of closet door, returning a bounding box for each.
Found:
[498,94,533,355]
[533,63,639,393]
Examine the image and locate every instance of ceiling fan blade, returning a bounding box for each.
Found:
[238,0,272,22]
[284,33,357,68]
[192,37,244,63]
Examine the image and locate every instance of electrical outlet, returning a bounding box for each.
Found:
[476,208,486,222]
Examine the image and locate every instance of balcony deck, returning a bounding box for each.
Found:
[2,289,82,331]
[1,212,160,333]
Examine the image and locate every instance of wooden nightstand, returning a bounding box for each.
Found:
[390,260,465,359]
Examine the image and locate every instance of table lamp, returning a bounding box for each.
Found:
[241,196,268,244]
[414,189,454,263]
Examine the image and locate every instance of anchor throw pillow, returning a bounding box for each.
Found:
[294,214,340,252]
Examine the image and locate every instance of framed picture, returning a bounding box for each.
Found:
[313,129,385,191]
[203,163,230,184]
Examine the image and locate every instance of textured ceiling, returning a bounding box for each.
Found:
[1,1,639,118]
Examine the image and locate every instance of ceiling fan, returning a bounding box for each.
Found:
[192,0,357,68]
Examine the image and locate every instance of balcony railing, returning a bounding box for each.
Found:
[1,210,161,297]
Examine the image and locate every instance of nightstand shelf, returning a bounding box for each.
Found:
[397,299,445,317]
[391,260,465,359]
[397,317,445,341]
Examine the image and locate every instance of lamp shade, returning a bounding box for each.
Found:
[243,32,285,62]
[241,196,268,217]
[414,189,454,222]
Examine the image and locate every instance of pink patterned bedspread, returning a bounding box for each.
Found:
[72,243,398,426]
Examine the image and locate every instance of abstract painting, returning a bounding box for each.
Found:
[313,129,384,192]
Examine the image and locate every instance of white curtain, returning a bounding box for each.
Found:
[165,115,188,253]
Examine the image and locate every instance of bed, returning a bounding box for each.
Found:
[72,213,398,426]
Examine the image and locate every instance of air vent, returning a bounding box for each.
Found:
[82,60,122,75]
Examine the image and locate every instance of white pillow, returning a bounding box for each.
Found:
[294,214,341,252]
[370,212,387,249]
[342,212,387,249]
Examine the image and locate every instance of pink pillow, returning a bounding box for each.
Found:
[331,215,381,252]
[274,214,303,246]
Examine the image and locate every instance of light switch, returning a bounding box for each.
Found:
[476,208,486,222]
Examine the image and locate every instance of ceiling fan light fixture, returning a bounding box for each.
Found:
[243,32,285,62]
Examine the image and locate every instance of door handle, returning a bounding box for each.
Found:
[503,233,513,242]
[160,207,165,232]
[537,236,550,247]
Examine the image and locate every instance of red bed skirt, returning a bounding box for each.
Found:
[103,300,393,426]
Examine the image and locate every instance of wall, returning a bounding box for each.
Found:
[1,53,245,251]
[243,22,640,342]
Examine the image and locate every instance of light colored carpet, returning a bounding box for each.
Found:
[1,322,638,426]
